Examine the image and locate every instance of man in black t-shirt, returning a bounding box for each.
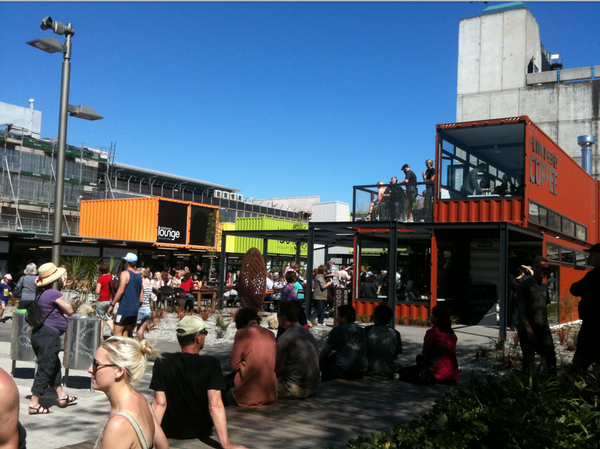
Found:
[517,257,556,372]
[399,164,418,222]
[150,316,246,449]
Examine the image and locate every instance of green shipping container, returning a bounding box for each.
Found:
[234,217,307,256]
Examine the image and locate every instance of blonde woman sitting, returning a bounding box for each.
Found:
[89,337,168,449]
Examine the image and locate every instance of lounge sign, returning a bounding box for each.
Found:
[530,136,558,195]
[157,200,188,245]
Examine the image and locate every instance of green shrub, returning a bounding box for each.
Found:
[328,370,600,449]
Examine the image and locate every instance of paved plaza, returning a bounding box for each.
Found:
[0,315,499,449]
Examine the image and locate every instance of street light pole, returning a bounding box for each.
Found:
[52,24,73,267]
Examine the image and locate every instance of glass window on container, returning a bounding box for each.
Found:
[576,224,587,241]
[529,202,539,224]
[561,247,574,265]
[547,245,560,262]
[538,206,548,226]
[548,211,561,232]
[439,154,466,199]
[575,251,587,267]
[562,219,575,238]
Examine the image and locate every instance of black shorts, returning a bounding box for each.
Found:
[114,314,136,326]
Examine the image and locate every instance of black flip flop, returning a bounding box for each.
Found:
[29,405,53,415]
[57,395,78,408]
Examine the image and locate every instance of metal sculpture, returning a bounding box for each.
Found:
[237,247,267,310]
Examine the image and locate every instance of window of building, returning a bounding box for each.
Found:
[561,247,574,265]
[438,122,525,200]
[546,244,560,262]
[575,251,587,268]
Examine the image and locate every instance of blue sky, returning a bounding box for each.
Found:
[1,2,599,206]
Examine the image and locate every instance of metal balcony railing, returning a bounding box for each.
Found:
[352,182,434,223]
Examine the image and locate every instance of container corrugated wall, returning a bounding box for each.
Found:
[79,197,158,241]
[234,217,307,255]
[221,222,236,253]
[435,198,524,223]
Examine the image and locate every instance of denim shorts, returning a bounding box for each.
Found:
[137,308,151,325]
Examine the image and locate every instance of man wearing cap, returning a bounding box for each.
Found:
[150,316,246,449]
[399,164,417,222]
[570,244,600,371]
[107,253,142,337]
[517,256,556,372]
[0,274,12,323]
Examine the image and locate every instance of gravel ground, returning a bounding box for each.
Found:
[144,309,333,350]
[4,302,581,377]
[459,321,581,377]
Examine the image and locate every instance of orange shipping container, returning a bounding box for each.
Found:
[79,197,219,250]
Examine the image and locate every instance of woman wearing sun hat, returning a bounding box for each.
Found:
[28,262,77,415]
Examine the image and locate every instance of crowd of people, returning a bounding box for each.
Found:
[4,240,600,448]
[366,160,435,223]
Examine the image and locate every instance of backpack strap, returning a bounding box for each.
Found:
[108,411,151,449]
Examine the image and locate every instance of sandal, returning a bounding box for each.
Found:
[57,395,78,408]
[29,405,53,415]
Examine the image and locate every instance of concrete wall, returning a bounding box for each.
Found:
[457,8,541,95]
[0,101,42,137]
[457,6,600,177]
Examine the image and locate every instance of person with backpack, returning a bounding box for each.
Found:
[95,262,114,339]
[107,253,142,338]
[28,262,77,414]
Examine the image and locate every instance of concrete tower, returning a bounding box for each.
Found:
[456,2,600,177]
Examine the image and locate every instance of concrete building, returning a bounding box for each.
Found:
[456,2,600,175]
[311,201,351,267]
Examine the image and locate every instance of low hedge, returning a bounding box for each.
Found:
[327,369,600,449]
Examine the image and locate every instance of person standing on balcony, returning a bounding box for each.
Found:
[399,164,417,222]
[422,159,436,222]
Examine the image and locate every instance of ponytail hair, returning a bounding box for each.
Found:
[101,337,161,383]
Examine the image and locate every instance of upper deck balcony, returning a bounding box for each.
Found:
[352,117,597,245]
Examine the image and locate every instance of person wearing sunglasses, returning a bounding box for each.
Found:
[89,337,168,449]
[517,256,557,372]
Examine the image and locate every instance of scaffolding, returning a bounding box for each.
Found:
[0,125,110,235]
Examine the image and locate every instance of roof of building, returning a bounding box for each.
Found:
[113,162,239,193]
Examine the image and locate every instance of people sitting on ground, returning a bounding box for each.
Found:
[0,366,26,448]
[226,308,277,407]
[361,275,378,299]
[95,262,114,338]
[319,305,368,382]
[14,263,38,311]
[150,317,246,449]
[0,274,12,322]
[366,305,403,379]
[90,337,168,449]
[178,271,195,311]
[400,305,459,385]
[275,302,320,399]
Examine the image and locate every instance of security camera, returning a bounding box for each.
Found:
[40,17,53,30]
[40,16,69,35]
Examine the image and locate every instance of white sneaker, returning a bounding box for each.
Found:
[407,218,414,223]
